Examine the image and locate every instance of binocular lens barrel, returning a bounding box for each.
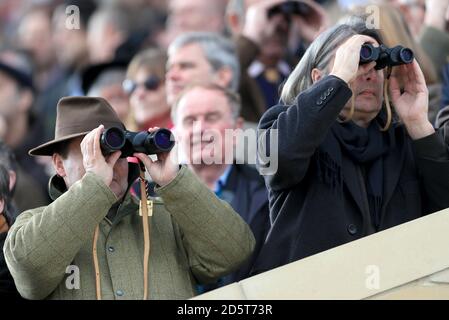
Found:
[100,127,175,157]
[360,45,376,62]
[399,48,413,64]
[359,43,414,69]
[101,127,125,152]
[152,129,173,151]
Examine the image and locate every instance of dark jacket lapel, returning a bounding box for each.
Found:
[380,127,407,222]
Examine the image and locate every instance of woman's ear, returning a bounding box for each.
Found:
[311,68,323,84]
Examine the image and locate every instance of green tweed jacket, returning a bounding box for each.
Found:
[3,166,255,300]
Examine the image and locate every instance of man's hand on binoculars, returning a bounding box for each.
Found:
[134,127,179,187]
[81,125,122,190]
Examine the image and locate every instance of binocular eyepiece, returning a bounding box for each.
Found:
[359,43,414,70]
[100,127,174,158]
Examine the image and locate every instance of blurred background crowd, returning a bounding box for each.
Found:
[0,0,448,232]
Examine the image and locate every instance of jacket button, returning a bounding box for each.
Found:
[329,87,334,92]
[317,100,323,105]
[347,224,357,235]
[108,246,115,253]
[116,290,124,297]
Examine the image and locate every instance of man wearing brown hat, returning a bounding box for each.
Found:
[3,96,255,300]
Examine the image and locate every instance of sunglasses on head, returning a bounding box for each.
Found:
[122,75,161,95]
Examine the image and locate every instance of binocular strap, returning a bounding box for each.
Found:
[139,168,151,300]
[92,165,152,300]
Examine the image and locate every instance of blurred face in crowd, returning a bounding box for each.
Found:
[129,68,170,127]
[0,55,33,146]
[175,87,243,165]
[87,13,125,64]
[52,9,89,68]
[0,72,20,121]
[227,0,289,66]
[166,43,230,105]
[259,11,290,67]
[0,72,32,127]
[98,84,130,124]
[53,136,129,199]
[18,10,55,71]
[391,0,426,36]
[162,0,225,46]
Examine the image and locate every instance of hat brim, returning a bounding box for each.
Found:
[29,131,91,156]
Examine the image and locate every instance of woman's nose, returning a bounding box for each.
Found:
[361,67,380,81]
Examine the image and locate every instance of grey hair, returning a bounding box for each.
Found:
[280,20,383,105]
[88,7,131,36]
[168,32,240,91]
[87,69,126,97]
[171,83,241,124]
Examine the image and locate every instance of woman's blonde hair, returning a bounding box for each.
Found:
[126,48,167,81]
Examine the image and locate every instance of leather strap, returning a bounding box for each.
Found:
[92,163,151,300]
[380,68,392,132]
[139,167,151,300]
[93,224,101,300]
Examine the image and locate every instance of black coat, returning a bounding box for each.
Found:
[253,75,449,273]
[0,232,22,299]
[441,63,449,109]
[221,164,270,283]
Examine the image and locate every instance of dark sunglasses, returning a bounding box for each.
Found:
[122,75,161,95]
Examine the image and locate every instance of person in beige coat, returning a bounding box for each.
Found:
[3,96,255,300]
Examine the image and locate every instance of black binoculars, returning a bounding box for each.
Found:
[100,127,174,158]
[359,43,414,70]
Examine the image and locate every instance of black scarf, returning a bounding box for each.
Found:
[318,114,395,228]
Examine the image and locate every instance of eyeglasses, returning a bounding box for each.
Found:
[122,75,161,95]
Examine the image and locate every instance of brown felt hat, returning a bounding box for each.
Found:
[29,96,125,156]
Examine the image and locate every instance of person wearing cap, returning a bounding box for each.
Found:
[0,163,22,299]
[0,49,50,212]
[3,96,255,300]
